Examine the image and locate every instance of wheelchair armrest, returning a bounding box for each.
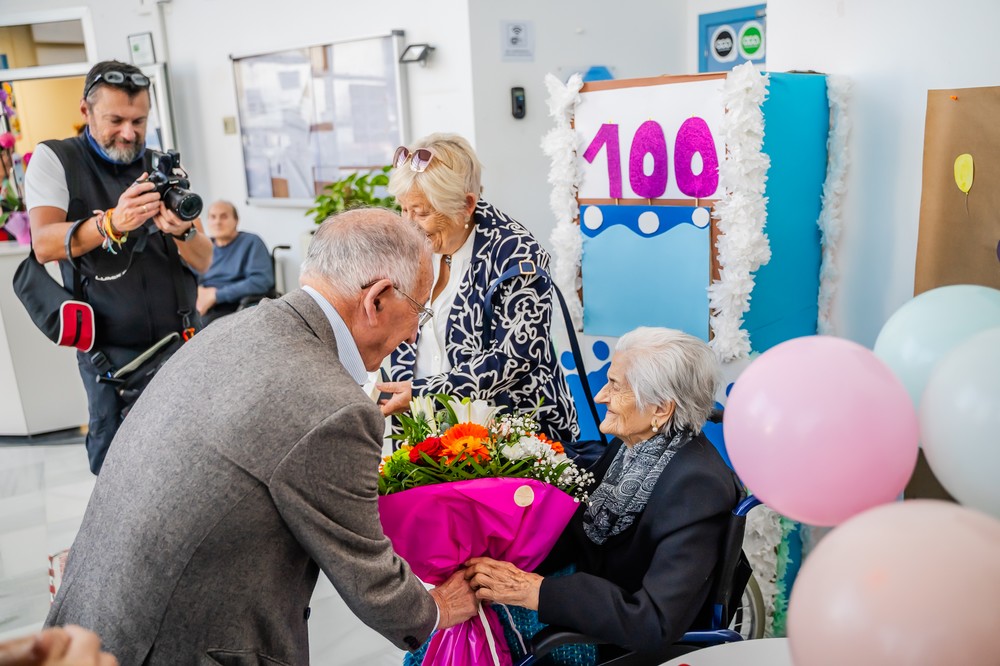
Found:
[530,625,601,657]
[677,628,744,644]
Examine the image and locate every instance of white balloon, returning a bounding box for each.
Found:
[920,327,1000,519]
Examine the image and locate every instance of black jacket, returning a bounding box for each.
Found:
[538,434,741,659]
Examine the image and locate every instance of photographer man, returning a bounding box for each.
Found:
[24,60,213,475]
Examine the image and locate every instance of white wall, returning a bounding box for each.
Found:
[766,0,1000,346]
[467,0,686,253]
[158,0,475,289]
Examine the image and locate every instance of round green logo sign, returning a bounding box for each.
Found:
[738,21,765,60]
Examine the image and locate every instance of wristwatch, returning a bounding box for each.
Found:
[173,225,197,242]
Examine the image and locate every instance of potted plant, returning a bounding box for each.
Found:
[305,165,399,224]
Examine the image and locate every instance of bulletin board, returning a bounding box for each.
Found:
[232,32,409,205]
[915,86,1000,294]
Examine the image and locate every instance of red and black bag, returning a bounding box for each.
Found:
[12,218,95,352]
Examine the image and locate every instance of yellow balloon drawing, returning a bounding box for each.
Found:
[954,154,974,194]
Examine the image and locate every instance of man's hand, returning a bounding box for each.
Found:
[465,557,543,610]
[155,208,213,273]
[428,569,478,630]
[376,381,412,416]
[196,286,218,316]
[112,174,160,234]
[0,625,118,666]
[151,204,191,238]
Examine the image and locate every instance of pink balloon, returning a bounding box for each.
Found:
[724,336,918,526]
[788,500,1000,666]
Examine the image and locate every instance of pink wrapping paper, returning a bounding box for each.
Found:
[379,477,580,666]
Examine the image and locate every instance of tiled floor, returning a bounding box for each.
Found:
[0,434,405,664]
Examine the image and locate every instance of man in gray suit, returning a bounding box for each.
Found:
[46,209,476,664]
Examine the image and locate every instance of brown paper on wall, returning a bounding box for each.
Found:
[915,87,1000,295]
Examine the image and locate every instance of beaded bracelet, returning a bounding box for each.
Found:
[92,210,118,254]
[101,208,128,252]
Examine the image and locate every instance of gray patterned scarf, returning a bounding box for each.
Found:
[582,428,693,545]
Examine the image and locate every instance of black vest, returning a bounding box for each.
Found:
[44,134,197,350]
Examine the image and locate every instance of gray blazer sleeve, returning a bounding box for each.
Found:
[269,401,437,649]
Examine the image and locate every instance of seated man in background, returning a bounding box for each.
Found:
[197,200,274,324]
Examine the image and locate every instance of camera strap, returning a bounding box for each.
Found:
[62,217,89,301]
[163,232,196,340]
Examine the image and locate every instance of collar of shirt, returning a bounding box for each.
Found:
[301,285,368,385]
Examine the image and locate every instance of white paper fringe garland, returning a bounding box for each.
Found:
[744,504,784,636]
[815,75,851,335]
[542,72,585,329]
[708,62,772,363]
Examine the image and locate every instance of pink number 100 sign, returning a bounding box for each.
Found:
[583,117,720,200]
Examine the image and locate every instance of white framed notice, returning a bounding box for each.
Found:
[128,32,156,66]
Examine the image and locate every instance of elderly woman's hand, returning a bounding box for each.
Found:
[464,557,544,610]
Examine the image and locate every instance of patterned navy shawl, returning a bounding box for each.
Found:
[583,429,693,545]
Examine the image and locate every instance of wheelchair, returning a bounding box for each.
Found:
[235,244,291,311]
[520,411,766,666]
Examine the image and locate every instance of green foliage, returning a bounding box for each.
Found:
[305,165,399,224]
[0,178,22,227]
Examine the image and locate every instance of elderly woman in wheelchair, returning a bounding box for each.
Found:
[465,327,744,665]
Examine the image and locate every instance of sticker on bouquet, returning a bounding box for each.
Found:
[378,395,594,666]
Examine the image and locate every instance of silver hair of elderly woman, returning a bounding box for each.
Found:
[387,132,483,221]
[615,327,720,434]
[300,207,430,298]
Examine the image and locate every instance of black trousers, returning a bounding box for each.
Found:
[76,352,123,474]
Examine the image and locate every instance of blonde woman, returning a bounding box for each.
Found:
[377,133,578,443]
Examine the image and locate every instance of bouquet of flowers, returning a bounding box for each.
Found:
[378,395,593,666]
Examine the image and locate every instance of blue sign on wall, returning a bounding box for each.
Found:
[699,4,767,73]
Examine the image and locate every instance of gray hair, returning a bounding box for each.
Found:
[615,327,720,434]
[387,133,482,221]
[301,208,430,299]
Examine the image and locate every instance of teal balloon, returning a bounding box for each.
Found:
[873,285,1000,409]
[921,328,1000,519]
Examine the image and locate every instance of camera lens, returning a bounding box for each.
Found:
[164,189,203,221]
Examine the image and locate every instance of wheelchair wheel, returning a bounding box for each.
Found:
[729,573,766,640]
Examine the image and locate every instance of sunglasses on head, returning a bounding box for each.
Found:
[392,146,452,172]
[84,71,151,100]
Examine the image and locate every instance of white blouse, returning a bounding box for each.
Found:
[413,229,476,379]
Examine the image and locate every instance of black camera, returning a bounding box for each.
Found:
[148,149,203,221]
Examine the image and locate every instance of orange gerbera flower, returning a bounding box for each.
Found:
[537,432,564,454]
[440,422,490,462]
